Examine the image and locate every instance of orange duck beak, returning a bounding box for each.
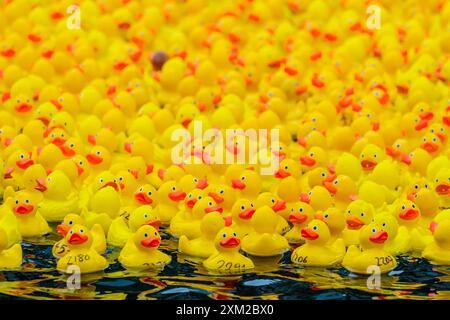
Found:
[238,208,255,220]
[369,231,388,244]
[68,233,88,245]
[301,227,319,240]
[346,216,364,230]
[140,237,160,248]
[220,236,240,248]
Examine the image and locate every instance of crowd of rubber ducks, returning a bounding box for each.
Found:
[0,0,449,276]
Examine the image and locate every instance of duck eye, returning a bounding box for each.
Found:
[321,172,326,177]
[222,233,227,238]
[401,205,406,210]
[374,154,377,158]
[324,213,329,218]
[271,198,275,203]
[154,232,158,236]
[299,207,303,212]
[198,195,203,200]
[240,205,245,210]
[96,151,101,155]
[382,223,386,227]
[70,144,74,147]
[144,213,148,218]
[432,138,437,142]
[188,194,192,198]
[20,154,25,159]
[68,220,73,225]
[119,177,123,181]
[144,233,148,238]
[284,165,289,170]
[241,176,246,180]
[79,229,84,233]
[69,230,74,235]
[423,137,427,142]
[99,178,103,183]
[25,199,29,203]
[347,209,351,214]
[310,152,314,157]
[371,228,376,233]
[147,191,152,196]
[431,129,435,133]
[233,232,237,237]
[171,186,176,191]
[312,226,318,231]
[361,212,365,217]
[334,180,338,185]
[139,187,143,192]
[412,204,416,209]
[396,144,400,148]
[424,184,428,188]
[208,201,213,206]
[193,178,198,183]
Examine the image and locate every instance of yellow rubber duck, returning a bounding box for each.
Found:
[255,192,290,234]
[205,184,237,212]
[314,207,346,243]
[291,219,345,266]
[155,180,186,224]
[52,214,106,258]
[171,196,222,239]
[284,201,314,244]
[433,168,450,209]
[179,211,225,258]
[229,168,262,199]
[36,170,80,222]
[342,200,375,246]
[203,227,254,273]
[107,205,160,247]
[57,224,108,274]
[0,226,22,269]
[119,225,171,269]
[241,206,290,257]
[391,199,433,252]
[229,199,256,237]
[0,207,21,247]
[133,184,157,208]
[301,186,333,212]
[423,219,450,265]
[343,222,397,274]
[323,174,358,209]
[7,190,50,237]
[373,212,410,256]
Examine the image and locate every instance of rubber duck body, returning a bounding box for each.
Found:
[291,220,345,266]
[343,223,397,274]
[8,190,50,237]
[179,211,225,258]
[0,227,22,269]
[37,170,80,222]
[203,227,254,273]
[423,220,450,265]
[241,206,290,257]
[52,214,106,258]
[57,225,108,274]
[119,225,171,269]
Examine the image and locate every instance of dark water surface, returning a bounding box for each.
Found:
[1,225,449,300]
